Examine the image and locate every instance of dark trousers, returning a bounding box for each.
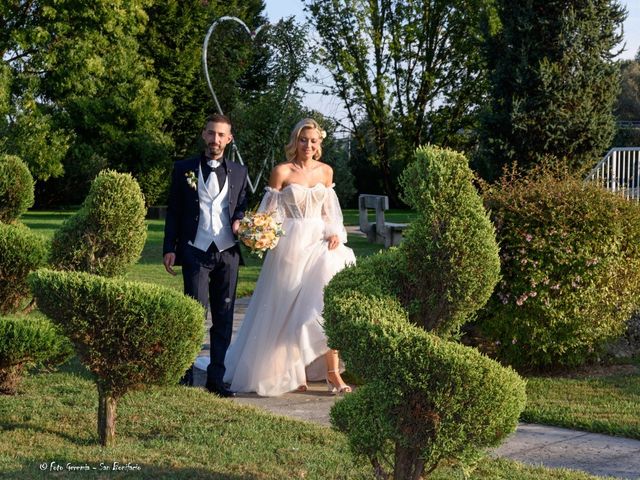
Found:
[181,243,240,388]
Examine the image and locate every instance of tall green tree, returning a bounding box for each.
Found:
[304,0,496,202]
[476,0,626,180]
[139,0,266,160]
[615,58,640,121]
[1,0,174,205]
[140,2,314,203]
[611,55,640,147]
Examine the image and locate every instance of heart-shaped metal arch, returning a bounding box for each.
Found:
[202,16,285,194]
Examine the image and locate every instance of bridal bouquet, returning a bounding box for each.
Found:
[237,211,284,258]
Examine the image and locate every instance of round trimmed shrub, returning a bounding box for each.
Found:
[0,313,73,394]
[399,145,500,337]
[480,166,640,370]
[0,222,48,314]
[0,154,34,223]
[29,269,203,445]
[50,170,147,277]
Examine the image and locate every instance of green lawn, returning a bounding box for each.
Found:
[0,359,612,480]
[5,209,636,479]
[522,367,640,439]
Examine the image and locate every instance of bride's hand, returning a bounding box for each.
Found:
[327,235,339,250]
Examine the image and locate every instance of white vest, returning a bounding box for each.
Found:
[191,165,235,252]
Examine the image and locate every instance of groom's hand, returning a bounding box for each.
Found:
[163,253,177,276]
[232,219,240,235]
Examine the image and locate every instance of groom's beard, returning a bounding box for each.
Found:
[207,144,224,159]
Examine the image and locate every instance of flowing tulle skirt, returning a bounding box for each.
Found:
[223,217,355,396]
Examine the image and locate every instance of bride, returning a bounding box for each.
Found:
[223,118,356,397]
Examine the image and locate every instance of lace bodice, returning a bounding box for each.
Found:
[258,183,348,242]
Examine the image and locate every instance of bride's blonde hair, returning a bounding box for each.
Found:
[285,118,327,162]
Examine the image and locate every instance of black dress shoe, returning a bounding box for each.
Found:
[206,383,236,398]
[179,366,194,386]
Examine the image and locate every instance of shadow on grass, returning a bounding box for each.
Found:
[54,356,94,381]
[1,422,98,448]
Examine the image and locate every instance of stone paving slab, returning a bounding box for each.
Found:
[492,424,640,479]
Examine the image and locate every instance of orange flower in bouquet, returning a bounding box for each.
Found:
[237,211,285,258]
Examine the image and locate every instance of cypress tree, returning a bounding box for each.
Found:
[476,0,626,179]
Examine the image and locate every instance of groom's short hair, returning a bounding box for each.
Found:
[204,113,232,129]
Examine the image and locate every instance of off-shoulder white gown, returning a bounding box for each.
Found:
[223,183,355,396]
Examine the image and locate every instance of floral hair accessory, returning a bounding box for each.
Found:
[185,171,197,190]
[319,129,327,139]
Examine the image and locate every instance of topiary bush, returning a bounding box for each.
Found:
[0,222,48,314]
[0,154,34,224]
[480,165,640,370]
[324,254,526,479]
[0,313,73,394]
[399,145,500,337]
[50,170,147,277]
[29,269,203,446]
[323,146,524,479]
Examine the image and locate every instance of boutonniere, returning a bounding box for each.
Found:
[185,170,197,190]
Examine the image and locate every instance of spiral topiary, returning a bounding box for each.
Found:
[50,170,147,277]
[399,145,500,337]
[323,146,524,479]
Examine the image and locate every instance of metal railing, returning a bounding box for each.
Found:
[585,147,640,201]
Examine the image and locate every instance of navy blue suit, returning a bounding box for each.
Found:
[163,153,248,389]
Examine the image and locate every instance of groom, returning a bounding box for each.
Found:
[163,113,248,397]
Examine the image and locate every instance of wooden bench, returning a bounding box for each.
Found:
[358,194,408,248]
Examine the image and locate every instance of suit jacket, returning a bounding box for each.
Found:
[163,153,248,265]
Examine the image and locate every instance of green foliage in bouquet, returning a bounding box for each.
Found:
[0,154,34,224]
[0,313,73,395]
[50,170,147,277]
[480,166,640,370]
[323,146,523,479]
[29,269,203,446]
[324,252,526,479]
[399,145,501,337]
[0,222,48,314]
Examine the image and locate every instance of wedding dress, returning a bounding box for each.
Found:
[223,183,356,396]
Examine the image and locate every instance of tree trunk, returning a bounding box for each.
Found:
[0,364,24,395]
[394,443,425,480]
[98,387,117,446]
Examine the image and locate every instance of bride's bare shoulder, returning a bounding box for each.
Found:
[269,162,294,189]
[319,162,334,185]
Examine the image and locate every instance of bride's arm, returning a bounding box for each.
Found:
[257,166,286,220]
[321,167,347,249]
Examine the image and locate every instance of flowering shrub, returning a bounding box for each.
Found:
[237,210,284,258]
[480,166,640,370]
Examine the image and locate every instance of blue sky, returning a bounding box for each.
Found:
[264,1,640,60]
